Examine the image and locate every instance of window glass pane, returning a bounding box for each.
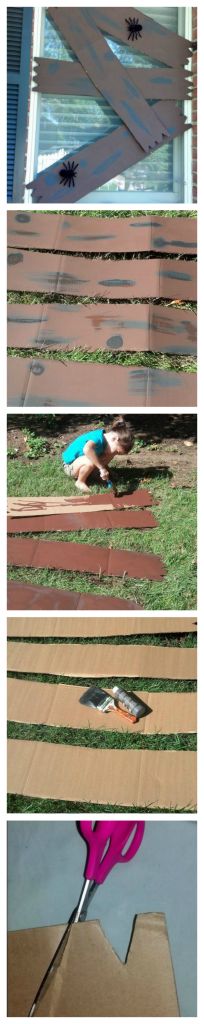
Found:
[38,7,181,195]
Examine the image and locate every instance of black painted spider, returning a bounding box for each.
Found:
[125,16,143,41]
[59,160,79,188]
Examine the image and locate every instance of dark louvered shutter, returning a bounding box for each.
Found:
[7,7,33,201]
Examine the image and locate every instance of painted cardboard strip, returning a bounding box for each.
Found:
[33,57,192,101]
[7,491,155,518]
[7,739,197,808]
[7,356,197,409]
[8,916,179,1019]
[7,535,166,582]
[8,212,197,255]
[7,678,197,734]
[7,615,197,637]
[93,8,193,67]
[7,509,159,533]
[47,8,171,153]
[26,104,189,203]
[8,302,197,356]
[7,581,142,611]
[7,250,197,302]
[7,641,196,679]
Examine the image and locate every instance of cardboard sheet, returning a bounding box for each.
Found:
[33,57,192,101]
[7,536,166,581]
[7,739,196,808]
[7,615,197,637]
[8,250,197,301]
[7,356,196,408]
[7,302,197,355]
[7,581,142,611]
[7,508,159,533]
[7,491,155,517]
[7,678,197,734]
[93,7,193,66]
[8,213,196,255]
[7,641,196,679]
[7,915,179,1017]
[26,105,188,203]
[46,9,172,154]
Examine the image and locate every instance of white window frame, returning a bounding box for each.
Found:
[25,6,193,205]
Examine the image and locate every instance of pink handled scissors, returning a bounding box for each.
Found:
[29,820,145,1016]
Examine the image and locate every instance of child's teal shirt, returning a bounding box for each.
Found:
[62,429,107,465]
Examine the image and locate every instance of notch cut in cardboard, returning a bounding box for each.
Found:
[7,641,197,680]
[7,915,179,1017]
[7,739,196,809]
[7,678,197,735]
[7,615,197,638]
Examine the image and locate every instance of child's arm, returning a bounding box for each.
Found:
[83,441,109,479]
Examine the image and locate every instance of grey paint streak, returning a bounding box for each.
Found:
[106,335,123,349]
[7,315,48,324]
[99,279,135,286]
[93,150,123,175]
[161,270,193,281]
[154,236,196,249]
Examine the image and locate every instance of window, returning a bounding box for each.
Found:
[25,7,192,204]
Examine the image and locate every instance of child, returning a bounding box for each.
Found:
[61,417,134,492]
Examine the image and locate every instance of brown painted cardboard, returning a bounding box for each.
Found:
[7,739,196,809]
[47,9,171,154]
[33,57,192,101]
[8,250,197,301]
[94,7,193,66]
[7,581,142,611]
[8,301,197,355]
[7,915,179,1017]
[26,105,188,203]
[7,678,197,734]
[7,640,196,679]
[7,356,197,408]
[7,508,159,533]
[7,535,166,581]
[7,615,197,637]
[7,491,155,517]
[8,213,196,255]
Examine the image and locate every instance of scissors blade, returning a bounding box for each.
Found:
[28,879,98,1016]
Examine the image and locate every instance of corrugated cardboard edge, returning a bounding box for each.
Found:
[7,641,197,680]
[7,615,197,637]
[7,678,197,734]
[7,915,179,1017]
[7,740,197,809]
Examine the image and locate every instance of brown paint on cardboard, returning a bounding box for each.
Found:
[7,508,159,533]
[7,491,155,517]
[7,739,196,808]
[33,57,192,101]
[7,678,197,734]
[8,212,196,255]
[7,640,196,679]
[7,615,197,637]
[7,915,179,1017]
[7,582,142,611]
[7,535,166,581]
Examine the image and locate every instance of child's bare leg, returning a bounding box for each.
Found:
[72,456,94,492]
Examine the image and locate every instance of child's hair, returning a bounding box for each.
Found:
[108,416,134,453]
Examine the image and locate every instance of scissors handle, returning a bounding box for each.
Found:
[79,820,145,884]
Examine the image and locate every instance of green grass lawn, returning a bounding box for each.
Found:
[8,454,196,610]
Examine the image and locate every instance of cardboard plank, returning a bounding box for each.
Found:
[7,302,197,356]
[8,250,197,301]
[7,508,159,533]
[7,536,166,581]
[7,212,197,255]
[7,356,197,408]
[26,104,188,203]
[7,739,196,808]
[7,916,179,1018]
[33,57,192,101]
[7,641,196,679]
[7,615,197,637]
[7,491,155,517]
[47,9,171,154]
[93,7,193,67]
[7,678,197,734]
[7,581,142,612]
